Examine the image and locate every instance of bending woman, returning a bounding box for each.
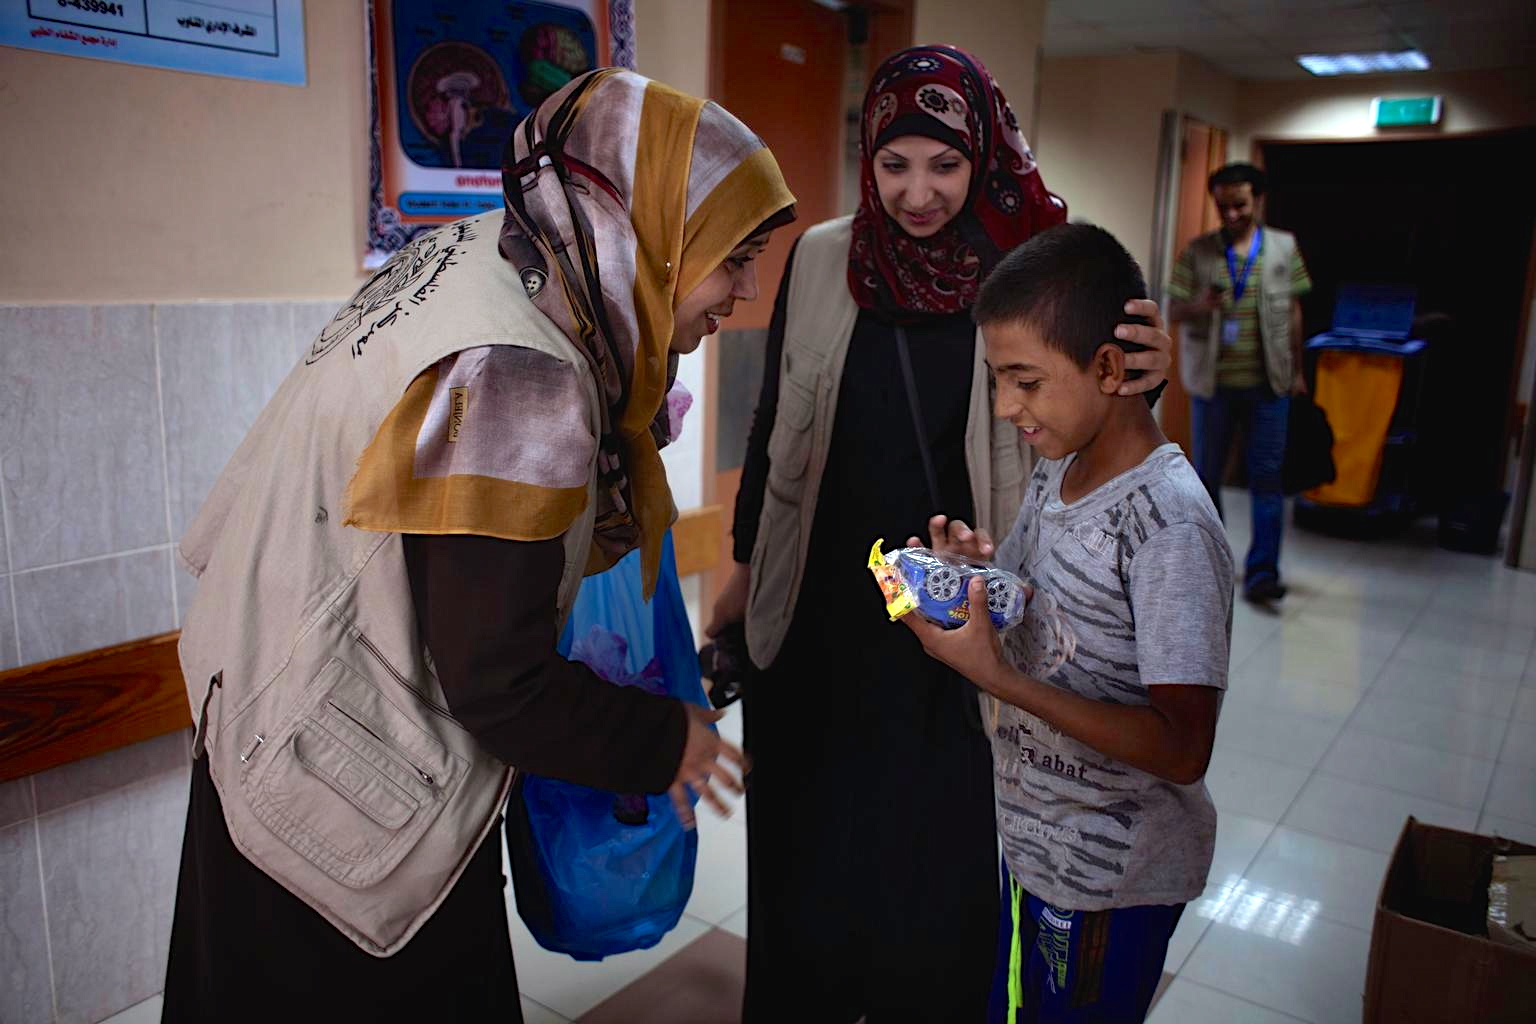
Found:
[164,69,794,1022]
[708,46,1171,1022]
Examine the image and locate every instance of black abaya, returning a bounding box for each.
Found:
[736,251,1001,1023]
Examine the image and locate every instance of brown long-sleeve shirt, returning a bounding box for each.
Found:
[403,533,687,794]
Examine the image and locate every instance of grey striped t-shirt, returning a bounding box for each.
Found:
[990,443,1234,911]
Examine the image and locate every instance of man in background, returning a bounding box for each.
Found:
[1169,162,1311,604]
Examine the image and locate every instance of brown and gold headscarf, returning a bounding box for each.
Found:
[345,70,794,596]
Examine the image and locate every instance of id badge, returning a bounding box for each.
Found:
[1220,317,1241,348]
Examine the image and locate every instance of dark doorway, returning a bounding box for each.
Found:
[1260,129,1536,516]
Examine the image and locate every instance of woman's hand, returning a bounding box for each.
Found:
[705,562,751,638]
[668,704,748,828]
[900,577,1008,686]
[1117,298,1174,397]
[906,514,994,561]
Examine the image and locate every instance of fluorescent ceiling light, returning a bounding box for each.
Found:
[1297,50,1430,75]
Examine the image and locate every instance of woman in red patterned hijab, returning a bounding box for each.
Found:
[849,45,1067,316]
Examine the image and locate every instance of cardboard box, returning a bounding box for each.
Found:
[1364,818,1536,1022]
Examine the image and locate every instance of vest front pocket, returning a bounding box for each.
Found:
[246,658,464,889]
[766,375,816,497]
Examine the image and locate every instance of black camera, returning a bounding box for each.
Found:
[698,622,758,709]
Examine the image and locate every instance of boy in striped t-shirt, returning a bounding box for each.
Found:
[905,223,1234,1023]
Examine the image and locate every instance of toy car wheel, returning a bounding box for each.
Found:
[925,565,962,603]
[985,575,1014,614]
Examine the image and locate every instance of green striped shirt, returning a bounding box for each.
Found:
[1170,234,1312,389]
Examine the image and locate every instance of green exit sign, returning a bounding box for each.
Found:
[1373,96,1442,127]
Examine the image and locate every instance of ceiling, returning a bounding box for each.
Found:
[1043,0,1536,80]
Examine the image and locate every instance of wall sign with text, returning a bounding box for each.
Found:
[366,0,636,268]
[0,0,306,85]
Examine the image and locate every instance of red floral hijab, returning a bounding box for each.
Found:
[848,45,1066,317]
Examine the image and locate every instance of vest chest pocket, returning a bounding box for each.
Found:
[766,374,817,495]
[246,658,465,890]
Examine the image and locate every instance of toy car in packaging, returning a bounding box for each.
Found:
[867,540,1028,631]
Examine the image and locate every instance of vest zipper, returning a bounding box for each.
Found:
[325,700,436,788]
[353,631,456,723]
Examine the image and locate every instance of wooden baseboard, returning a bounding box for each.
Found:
[0,512,726,784]
[0,632,191,784]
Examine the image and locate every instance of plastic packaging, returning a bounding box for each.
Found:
[508,531,704,961]
[868,539,1028,631]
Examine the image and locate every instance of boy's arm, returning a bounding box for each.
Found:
[907,593,1220,784]
[906,522,1234,785]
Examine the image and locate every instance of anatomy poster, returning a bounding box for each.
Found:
[366,0,636,267]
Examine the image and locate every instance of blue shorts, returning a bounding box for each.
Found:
[988,860,1184,1023]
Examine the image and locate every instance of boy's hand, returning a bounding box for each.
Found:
[901,577,1007,686]
[1117,298,1174,397]
[906,515,994,561]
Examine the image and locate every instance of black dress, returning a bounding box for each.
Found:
[736,252,1001,1023]
[162,535,685,1022]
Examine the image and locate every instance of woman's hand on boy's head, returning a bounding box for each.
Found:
[1116,298,1173,397]
[901,577,1006,685]
[906,515,995,561]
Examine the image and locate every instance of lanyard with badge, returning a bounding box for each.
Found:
[1221,227,1262,347]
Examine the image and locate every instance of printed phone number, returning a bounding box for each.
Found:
[56,0,126,16]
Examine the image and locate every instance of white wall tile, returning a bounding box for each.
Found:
[0,775,34,829]
[39,770,188,1024]
[33,728,192,816]
[0,820,55,1024]
[13,548,176,664]
[0,574,19,670]
[157,303,303,539]
[0,306,167,570]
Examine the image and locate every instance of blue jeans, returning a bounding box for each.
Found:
[1191,387,1289,587]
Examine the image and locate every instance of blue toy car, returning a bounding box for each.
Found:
[886,546,1027,631]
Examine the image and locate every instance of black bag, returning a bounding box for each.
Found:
[1283,394,1337,496]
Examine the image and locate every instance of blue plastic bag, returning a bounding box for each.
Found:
[507,531,706,960]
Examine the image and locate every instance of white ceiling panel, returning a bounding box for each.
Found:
[1044,0,1536,76]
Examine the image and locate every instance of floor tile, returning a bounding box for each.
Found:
[1182,912,1371,1024]
[1147,978,1309,1024]
[1204,748,1311,822]
[1407,611,1536,656]
[1293,592,1425,632]
[1477,813,1536,846]
[1214,701,1343,770]
[683,817,747,926]
[1210,813,1281,882]
[508,902,712,1020]
[718,905,747,941]
[1223,674,1363,725]
[1347,693,1509,759]
[521,997,572,1024]
[577,928,743,1024]
[1162,895,1212,974]
[1318,731,1495,809]
[1513,686,1536,725]
[1239,634,1385,690]
[1241,827,1391,932]
[1388,634,1530,685]
[1282,776,1477,853]
[100,994,162,1024]
[1496,715,1536,770]
[1370,660,1522,719]
[1272,616,1406,661]
[1483,763,1536,825]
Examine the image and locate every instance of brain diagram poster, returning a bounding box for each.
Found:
[367,0,635,266]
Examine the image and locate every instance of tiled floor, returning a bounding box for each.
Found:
[103,490,1536,1023]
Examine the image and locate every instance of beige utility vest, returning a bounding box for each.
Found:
[745,216,1029,669]
[1177,226,1301,399]
[177,211,600,956]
